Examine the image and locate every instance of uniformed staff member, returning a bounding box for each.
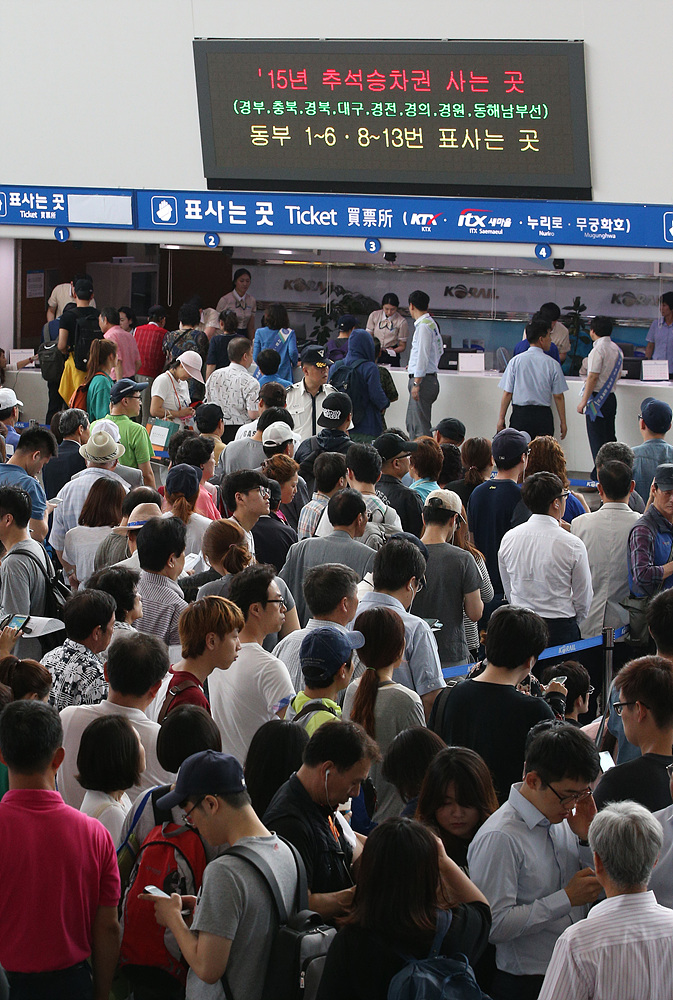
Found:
[497,317,568,442]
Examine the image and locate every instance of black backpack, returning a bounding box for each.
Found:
[221,840,336,1000]
[73,312,102,371]
[3,547,70,652]
[329,359,367,425]
[38,339,65,383]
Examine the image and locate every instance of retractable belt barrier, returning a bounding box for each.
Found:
[442,625,629,680]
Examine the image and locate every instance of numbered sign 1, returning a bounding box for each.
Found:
[364,238,381,254]
[54,227,70,243]
[535,243,552,260]
[204,232,220,248]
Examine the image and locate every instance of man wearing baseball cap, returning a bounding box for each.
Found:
[632,397,673,501]
[290,626,362,735]
[326,314,357,363]
[412,490,483,667]
[467,428,530,615]
[92,378,154,488]
[295,392,352,491]
[432,417,466,448]
[142,750,299,1000]
[629,462,673,601]
[285,345,335,441]
[0,387,23,456]
[374,432,424,536]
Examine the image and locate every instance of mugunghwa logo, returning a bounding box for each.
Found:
[457,209,512,235]
[402,211,443,232]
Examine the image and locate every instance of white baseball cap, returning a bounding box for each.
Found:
[0,388,23,409]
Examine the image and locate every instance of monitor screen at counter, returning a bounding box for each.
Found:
[193,39,591,199]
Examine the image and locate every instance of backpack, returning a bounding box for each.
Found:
[387,910,491,1000]
[221,840,336,1000]
[38,339,65,383]
[329,359,367,425]
[162,327,198,366]
[3,547,70,653]
[73,312,102,371]
[68,371,107,413]
[157,676,201,724]
[119,801,208,986]
[291,697,340,731]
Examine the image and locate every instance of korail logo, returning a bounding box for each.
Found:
[402,211,443,232]
[151,196,178,226]
[457,209,511,235]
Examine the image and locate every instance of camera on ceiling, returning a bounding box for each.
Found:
[553,258,565,270]
[383,252,397,263]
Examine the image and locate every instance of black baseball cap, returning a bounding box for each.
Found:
[156,750,247,811]
[338,314,358,332]
[374,432,419,461]
[318,392,353,428]
[432,417,466,440]
[491,428,530,464]
[110,378,149,404]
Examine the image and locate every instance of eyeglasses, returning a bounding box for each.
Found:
[554,489,570,502]
[546,784,593,807]
[613,700,647,716]
[266,598,287,609]
[248,486,271,499]
[181,796,204,827]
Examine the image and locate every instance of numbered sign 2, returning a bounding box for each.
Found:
[204,232,220,248]
[54,227,70,242]
[364,238,381,254]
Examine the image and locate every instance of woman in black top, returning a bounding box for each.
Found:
[447,436,494,507]
[316,817,491,1000]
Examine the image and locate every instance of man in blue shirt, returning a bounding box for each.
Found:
[513,309,561,363]
[406,289,444,438]
[468,724,602,1000]
[0,389,22,457]
[0,426,57,542]
[498,318,568,441]
[632,396,673,500]
[645,292,673,376]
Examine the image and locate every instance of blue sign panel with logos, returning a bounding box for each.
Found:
[0,185,135,228]
[135,188,673,251]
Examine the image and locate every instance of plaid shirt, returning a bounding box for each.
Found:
[204,363,259,426]
[42,639,107,712]
[297,493,329,540]
[628,505,673,597]
[136,571,187,646]
[49,468,129,550]
[134,322,168,379]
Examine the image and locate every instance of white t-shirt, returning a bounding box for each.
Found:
[58,700,175,810]
[208,642,295,765]
[63,525,115,588]
[162,509,211,557]
[80,789,132,847]
[151,370,192,426]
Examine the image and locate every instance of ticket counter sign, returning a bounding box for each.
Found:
[0,186,135,228]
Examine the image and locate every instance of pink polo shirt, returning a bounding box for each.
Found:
[104,325,141,379]
[0,789,120,973]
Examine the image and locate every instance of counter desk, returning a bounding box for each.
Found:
[384,368,673,475]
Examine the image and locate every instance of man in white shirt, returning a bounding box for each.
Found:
[57,632,175,809]
[285,344,334,441]
[208,565,294,764]
[540,800,673,1000]
[499,471,593,647]
[577,316,624,476]
[406,289,443,438]
[204,337,259,442]
[571,460,638,639]
[468,723,602,1000]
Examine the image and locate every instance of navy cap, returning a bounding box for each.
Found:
[301,344,331,367]
[390,531,429,560]
[156,750,246,811]
[654,463,673,490]
[165,463,202,498]
[110,377,149,404]
[641,397,673,434]
[338,314,358,331]
[492,428,530,464]
[300,626,365,682]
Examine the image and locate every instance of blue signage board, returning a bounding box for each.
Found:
[136,188,673,251]
[0,185,135,229]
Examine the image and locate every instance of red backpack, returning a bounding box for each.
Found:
[119,808,208,986]
[68,370,106,412]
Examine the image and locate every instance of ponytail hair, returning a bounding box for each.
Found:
[461,437,493,488]
[351,607,406,739]
[165,489,198,525]
[0,655,52,701]
[201,518,252,575]
[85,338,116,383]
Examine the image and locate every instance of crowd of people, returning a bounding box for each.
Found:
[2,274,673,999]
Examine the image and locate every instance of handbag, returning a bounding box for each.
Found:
[620,595,650,646]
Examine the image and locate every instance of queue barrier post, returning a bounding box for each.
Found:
[602,626,615,708]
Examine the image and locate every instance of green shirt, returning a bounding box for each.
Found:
[86,373,114,421]
[290,690,342,737]
[92,413,152,469]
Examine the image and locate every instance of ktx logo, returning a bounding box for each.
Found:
[458,209,488,228]
[404,211,443,232]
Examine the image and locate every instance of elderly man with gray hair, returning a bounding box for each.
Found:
[539,800,673,1000]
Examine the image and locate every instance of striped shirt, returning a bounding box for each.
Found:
[297,493,330,540]
[49,467,129,551]
[539,891,673,1000]
[136,571,187,647]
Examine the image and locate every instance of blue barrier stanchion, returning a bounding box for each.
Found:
[569,478,599,489]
